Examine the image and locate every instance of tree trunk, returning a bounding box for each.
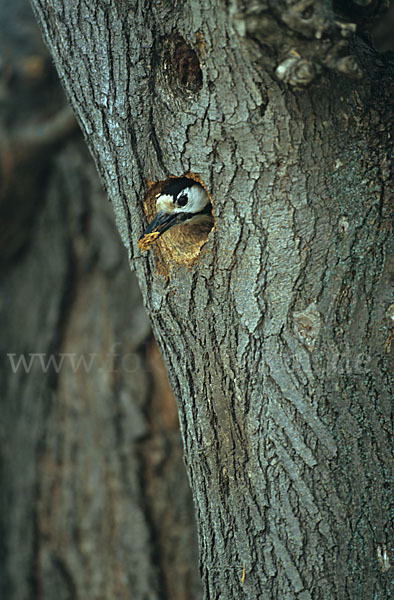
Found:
[0,2,200,598]
[29,1,393,598]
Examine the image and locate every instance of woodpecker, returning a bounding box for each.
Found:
[139,178,212,245]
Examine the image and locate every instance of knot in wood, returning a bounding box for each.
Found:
[161,34,203,96]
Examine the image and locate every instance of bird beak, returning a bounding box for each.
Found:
[140,211,187,240]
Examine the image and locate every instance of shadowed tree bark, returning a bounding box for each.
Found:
[0,1,201,599]
[26,0,394,598]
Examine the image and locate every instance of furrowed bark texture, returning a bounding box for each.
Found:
[30,1,394,598]
[0,2,200,598]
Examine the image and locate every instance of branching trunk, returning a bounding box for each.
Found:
[29,1,393,598]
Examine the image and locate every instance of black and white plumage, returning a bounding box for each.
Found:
[140,178,212,241]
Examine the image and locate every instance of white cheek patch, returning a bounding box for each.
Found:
[156,194,174,213]
[185,186,210,213]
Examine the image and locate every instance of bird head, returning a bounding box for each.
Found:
[140,178,212,242]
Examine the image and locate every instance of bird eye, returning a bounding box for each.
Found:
[178,194,188,207]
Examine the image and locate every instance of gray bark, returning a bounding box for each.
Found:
[29,1,394,599]
[0,2,200,598]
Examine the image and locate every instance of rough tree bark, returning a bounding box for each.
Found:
[0,2,200,598]
[29,1,393,599]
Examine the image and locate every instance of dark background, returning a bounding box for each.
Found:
[0,1,201,598]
